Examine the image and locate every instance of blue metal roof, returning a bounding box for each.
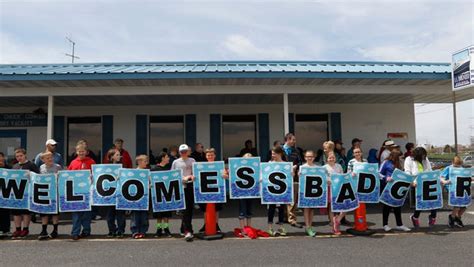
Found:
[0,61,451,81]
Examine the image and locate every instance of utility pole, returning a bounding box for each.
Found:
[65,37,80,63]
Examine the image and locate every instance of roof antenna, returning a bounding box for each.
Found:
[65,36,80,63]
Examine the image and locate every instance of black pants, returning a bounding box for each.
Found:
[181,184,194,233]
[413,209,437,218]
[268,205,285,224]
[0,208,10,232]
[382,204,402,226]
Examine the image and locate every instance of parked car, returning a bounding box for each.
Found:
[463,154,473,167]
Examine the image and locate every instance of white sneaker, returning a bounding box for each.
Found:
[184,232,194,242]
[383,225,392,232]
[395,225,411,232]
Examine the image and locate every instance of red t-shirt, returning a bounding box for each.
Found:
[68,156,96,170]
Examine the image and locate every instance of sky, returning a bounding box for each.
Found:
[0,0,473,146]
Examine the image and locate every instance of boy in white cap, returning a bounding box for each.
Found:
[171,144,196,242]
[34,139,63,167]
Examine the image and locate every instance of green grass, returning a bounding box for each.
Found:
[427,153,456,160]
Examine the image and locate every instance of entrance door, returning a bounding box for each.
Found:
[0,129,27,166]
[294,114,329,153]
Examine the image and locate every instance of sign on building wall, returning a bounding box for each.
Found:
[0,113,47,127]
[452,45,474,91]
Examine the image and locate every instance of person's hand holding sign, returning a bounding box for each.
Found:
[386,176,393,182]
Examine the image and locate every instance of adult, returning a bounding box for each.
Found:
[334,139,347,170]
[378,139,395,163]
[346,138,362,162]
[112,138,132,168]
[239,140,258,157]
[34,139,64,167]
[282,133,303,228]
[190,143,206,162]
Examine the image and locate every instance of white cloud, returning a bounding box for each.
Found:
[220,34,299,59]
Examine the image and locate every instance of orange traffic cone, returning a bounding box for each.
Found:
[347,203,375,236]
[197,203,224,240]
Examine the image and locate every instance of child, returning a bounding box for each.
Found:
[151,152,172,238]
[38,151,62,240]
[68,143,96,240]
[131,155,150,239]
[440,156,466,228]
[404,147,435,228]
[171,144,195,242]
[324,151,344,235]
[300,150,320,237]
[267,146,289,237]
[379,151,411,232]
[198,148,228,233]
[11,148,39,239]
[347,147,367,173]
[237,153,254,236]
[104,148,126,238]
[0,152,11,237]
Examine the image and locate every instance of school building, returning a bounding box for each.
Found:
[0,61,471,164]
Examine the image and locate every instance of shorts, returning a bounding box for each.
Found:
[10,209,30,216]
[199,203,223,212]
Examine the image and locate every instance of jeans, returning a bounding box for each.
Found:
[71,211,91,236]
[238,199,253,219]
[130,211,149,234]
[268,204,286,224]
[106,206,126,234]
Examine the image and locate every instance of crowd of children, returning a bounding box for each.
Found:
[0,134,471,242]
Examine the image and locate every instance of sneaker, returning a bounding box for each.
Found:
[410,215,420,229]
[306,227,316,237]
[184,231,194,242]
[139,233,145,239]
[72,235,80,241]
[290,222,303,228]
[383,225,392,232]
[428,215,436,227]
[163,228,172,238]
[132,233,140,239]
[107,232,115,238]
[12,230,22,239]
[155,228,163,237]
[395,225,411,232]
[49,230,58,239]
[278,226,287,236]
[454,217,464,228]
[0,231,5,237]
[79,232,90,238]
[448,215,455,228]
[332,217,341,235]
[116,232,124,238]
[38,231,49,240]
[267,228,277,237]
[20,229,29,237]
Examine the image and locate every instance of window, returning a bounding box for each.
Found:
[67,117,102,164]
[294,114,328,152]
[222,115,257,160]
[149,116,184,158]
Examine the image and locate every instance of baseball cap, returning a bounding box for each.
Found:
[179,144,190,152]
[45,139,57,146]
[384,140,395,146]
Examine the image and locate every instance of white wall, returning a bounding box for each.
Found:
[0,103,415,162]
